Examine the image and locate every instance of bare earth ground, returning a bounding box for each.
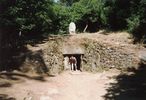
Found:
[0,32,145,100]
[0,70,120,100]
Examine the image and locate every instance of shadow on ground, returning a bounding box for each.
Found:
[0,65,56,88]
[0,29,49,72]
[0,94,16,100]
[0,72,47,82]
[103,62,146,100]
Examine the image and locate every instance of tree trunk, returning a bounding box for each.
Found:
[83,24,88,33]
[0,29,2,67]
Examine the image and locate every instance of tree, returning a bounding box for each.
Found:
[0,0,54,35]
[52,4,71,34]
[126,0,146,42]
[58,0,79,6]
[0,0,55,70]
[70,0,110,32]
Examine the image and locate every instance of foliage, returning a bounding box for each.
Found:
[69,0,110,32]
[58,0,80,6]
[1,0,146,71]
[0,0,54,34]
[52,4,71,34]
[127,15,141,33]
[126,0,146,42]
[103,0,146,42]
[0,0,146,38]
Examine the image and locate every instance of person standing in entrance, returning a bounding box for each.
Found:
[69,56,77,71]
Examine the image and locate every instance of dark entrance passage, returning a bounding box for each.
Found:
[63,54,83,71]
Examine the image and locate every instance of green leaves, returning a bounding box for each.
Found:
[127,14,141,33]
[68,0,110,32]
[0,0,146,41]
[0,0,55,34]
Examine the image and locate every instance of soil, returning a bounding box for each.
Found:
[0,70,120,100]
[0,31,145,100]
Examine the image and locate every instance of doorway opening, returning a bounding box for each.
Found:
[63,54,83,71]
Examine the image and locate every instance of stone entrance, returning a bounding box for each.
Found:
[62,44,84,71]
[63,54,83,71]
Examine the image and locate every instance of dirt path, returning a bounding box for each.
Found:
[55,71,109,100]
[0,70,120,100]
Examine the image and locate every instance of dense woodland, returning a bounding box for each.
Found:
[0,0,146,70]
[1,0,146,37]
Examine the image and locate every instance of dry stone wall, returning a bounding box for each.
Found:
[41,37,64,75]
[20,35,141,74]
[19,37,64,75]
[81,39,140,72]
